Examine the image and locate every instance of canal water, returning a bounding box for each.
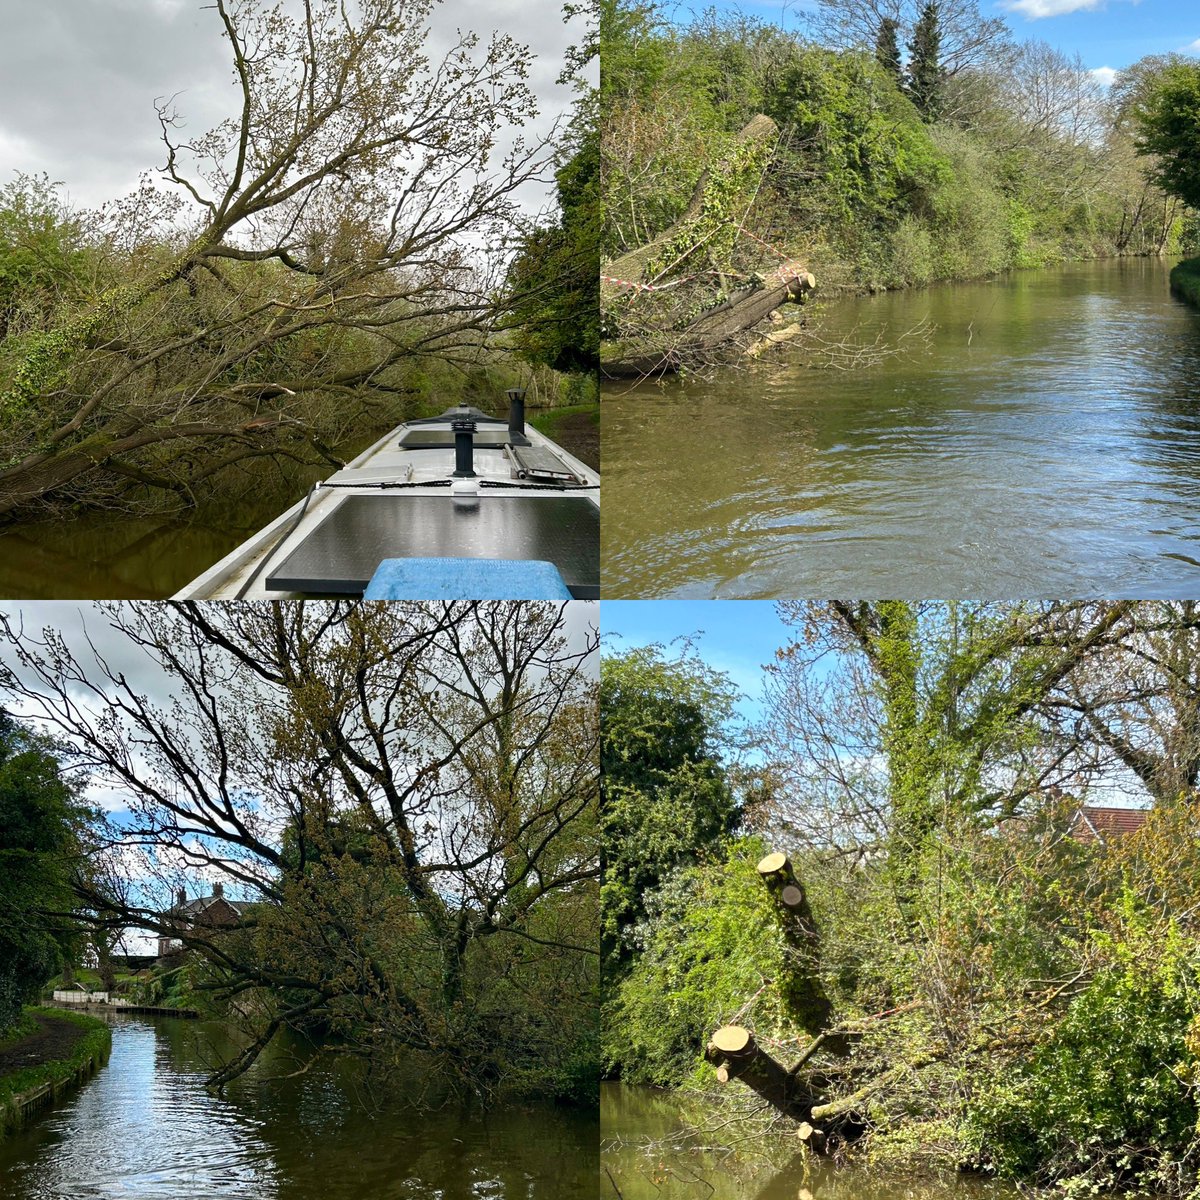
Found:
[602,1083,1018,1200]
[602,258,1200,597]
[0,1015,595,1198]
[0,404,600,600]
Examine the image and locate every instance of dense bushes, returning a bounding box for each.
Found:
[969,917,1199,1193]
[1171,256,1200,307]
[602,3,1192,299]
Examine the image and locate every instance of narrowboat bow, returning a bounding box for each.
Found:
[173,390,599,600]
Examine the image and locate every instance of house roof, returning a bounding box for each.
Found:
[173,893,243,917]
[1069,805,1150,844]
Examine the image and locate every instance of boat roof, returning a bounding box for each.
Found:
[174,404,599,600]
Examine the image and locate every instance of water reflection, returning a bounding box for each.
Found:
[0,1016,595,1199]
[602,1084,1015,1200]
[0,429,385,599]
[602,259,1200,597]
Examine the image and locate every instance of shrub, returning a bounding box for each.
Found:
[969,917,1200,1194]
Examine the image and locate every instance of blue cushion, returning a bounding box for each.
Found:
[363,558,572,600]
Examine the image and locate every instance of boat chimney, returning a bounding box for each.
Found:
[452,416,477,477]
[506,387,530,446]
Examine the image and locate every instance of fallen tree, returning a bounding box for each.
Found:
[600,115,815,378]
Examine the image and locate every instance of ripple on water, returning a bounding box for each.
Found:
[0,1017,596,1200]
[602,259,1200,597]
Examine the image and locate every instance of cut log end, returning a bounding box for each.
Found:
[780,884,805,910]
[716,1065,731,1084]
[710,1024,753,1055]
[756,852,788,876]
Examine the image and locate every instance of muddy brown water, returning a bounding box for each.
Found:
[0,403,595,599]
[602,1082,1019,1200]
[601,258,1200,598]
[0,1014,596,1198]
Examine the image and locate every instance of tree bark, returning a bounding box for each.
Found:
[601,113,816,378]
[601,274,814,378]
[704,1025,814,1118]
[601,114,780,313]
[755,851,847,1053]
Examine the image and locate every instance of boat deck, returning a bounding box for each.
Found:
[174,409,599,600]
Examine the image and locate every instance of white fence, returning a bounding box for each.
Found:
[52,990,130,1006]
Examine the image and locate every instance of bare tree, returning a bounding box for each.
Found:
[1043,602,1200,804]
[810,0,1011,81]
[0,601,599,1091]
[0,0,557,519]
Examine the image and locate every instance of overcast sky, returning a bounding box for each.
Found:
[0,599,598,952]
[0,0,587,213]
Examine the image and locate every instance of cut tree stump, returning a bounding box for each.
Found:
[601,275,813,378]
[755,851,848,1053]
[705,1025,813,1119]
[600,113,816,378]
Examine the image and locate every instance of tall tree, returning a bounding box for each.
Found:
[763,602,1136,908]
[906,1,944,121]
[1131,61,1200,210]
[600,643,741,972]
[0,602,599,1093]
[1044,601,1200,804]
[0,711,92,1032]
[875,17,903,88]
[813,0,1009,81]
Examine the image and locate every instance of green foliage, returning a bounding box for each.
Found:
[604,838,783,1085]
[0,712,92,1035]
[875,18,902,89]
[0,1008,111,1134]
[507,113,601,373]
[601,643,741,973]
[767,48,949,236]
[906,2,944,121]
[0,175,91,337]
[601,3,1182,319]
[970,912,1200,1192]
[1133,61,1200,210]
[1171,255,1200,308]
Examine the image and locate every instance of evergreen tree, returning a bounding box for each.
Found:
[875,17,903,89]
[907,1,944,121]
[0,711,90,1033]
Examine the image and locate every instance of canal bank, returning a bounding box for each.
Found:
[0,1010,111,1137]
[602,257,1200,598]
[602,1083,1018,1200]
[0,1012,597,1198]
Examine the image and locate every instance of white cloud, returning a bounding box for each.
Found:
[1002,0,1104,17]
[0,0,581,212]
[1183,38,1200,54]
[1091,66,1118,86]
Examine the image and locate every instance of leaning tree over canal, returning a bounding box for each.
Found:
[0,601,599,1099]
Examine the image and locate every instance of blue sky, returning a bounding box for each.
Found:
[687,0,1200,77]
[602,600,790,722]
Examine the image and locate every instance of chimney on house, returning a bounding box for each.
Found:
[212,882,224,899]
[176,887,186,908]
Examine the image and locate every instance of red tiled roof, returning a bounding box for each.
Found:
[1069,806,1150,843]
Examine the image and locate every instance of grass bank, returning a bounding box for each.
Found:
[529,403,600,471]
[0,1007,111,1137]
[1170,256,1200,306]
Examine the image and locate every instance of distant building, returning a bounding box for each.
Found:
[1067,805,1150,847]
[157,882,243,960]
